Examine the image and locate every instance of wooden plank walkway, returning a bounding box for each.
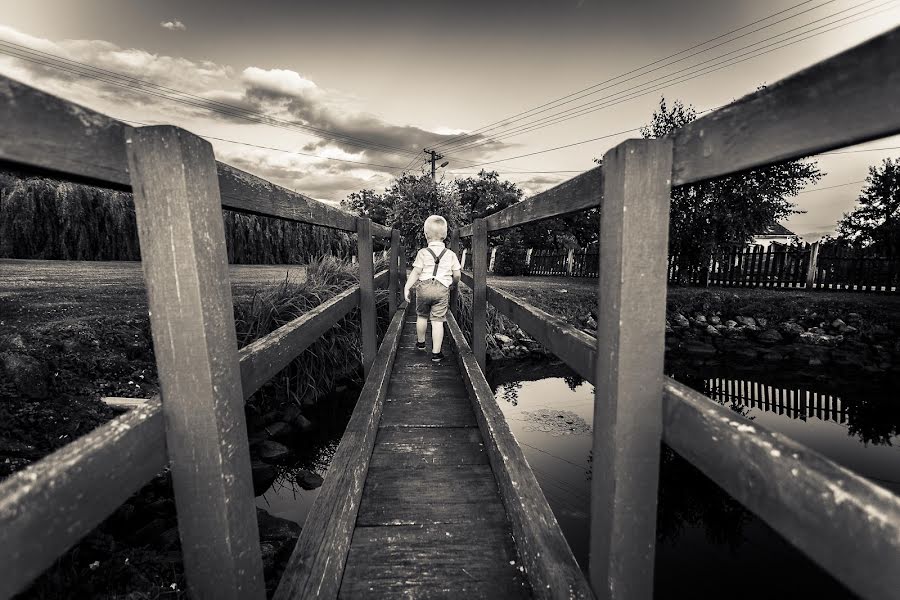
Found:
[339,315,531,598]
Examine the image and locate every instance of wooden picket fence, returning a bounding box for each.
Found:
[669,243,900,293]
[814,245,900,292]
[484,242,899,294]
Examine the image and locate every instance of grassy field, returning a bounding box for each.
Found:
[0,259,307,333]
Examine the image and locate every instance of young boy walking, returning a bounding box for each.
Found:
[403,215,462,362]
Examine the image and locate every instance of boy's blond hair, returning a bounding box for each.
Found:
[423,215,448,242]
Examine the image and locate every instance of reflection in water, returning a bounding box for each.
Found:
[489,359,898,599]
[254,384,361,524]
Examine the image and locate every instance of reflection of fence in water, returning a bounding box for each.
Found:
[703,378,845,424]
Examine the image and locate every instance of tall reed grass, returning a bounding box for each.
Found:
[233,256,389,414]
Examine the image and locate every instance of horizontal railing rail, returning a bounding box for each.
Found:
[456,278,900,599]
[274,304,407,599]
[0,270,389,598]
[445,312,593,599]
[0,76,391,239]
[459,26,900,238]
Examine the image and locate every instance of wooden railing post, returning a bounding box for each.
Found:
[450,228,461,319]
[589,138,673,600]
[125,125,264,599]
[472,219,488,370]
[358,217,377,376]
[399,236,408,300]
[806,241,820,290]
[389,229,400,314]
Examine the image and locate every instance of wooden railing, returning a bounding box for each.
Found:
[457,26,900,600]
[0,77,404,599]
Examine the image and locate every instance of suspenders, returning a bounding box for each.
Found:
[425,248,447,279]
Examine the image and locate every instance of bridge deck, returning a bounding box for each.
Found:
[339,316,531,598]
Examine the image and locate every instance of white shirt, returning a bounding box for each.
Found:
[412,241,461,288]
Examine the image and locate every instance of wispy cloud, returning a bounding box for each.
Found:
[0,24,510,201]
[160,20,187,32]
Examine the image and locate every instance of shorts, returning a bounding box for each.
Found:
[415,279,450,322]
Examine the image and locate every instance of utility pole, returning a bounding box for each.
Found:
[423,148,445,180]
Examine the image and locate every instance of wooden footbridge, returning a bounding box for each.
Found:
[2,27,900,600]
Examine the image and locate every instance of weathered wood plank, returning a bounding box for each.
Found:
[389,230,400,314]
[450,228,461,318]
[356,495,508,527]
[369,221,392,239]
[216,162,358,232]
[340,522,530,599]
[472,219,488,370]
[459,167,603,236]
[273,305,406,600]
[381,398,477,428]
[662,378,900,600]
[0,75,373,233]
[446,313,592,599]
[357,464,502,525]
[590,139,672,600]
[461,272,595,382]
[671,26,900,185]
[369,427,487,469]
[0,399,167,598]
[126,125,264,598]
[100,396,148,410]
[0,76,132,188]
[358,218,377,376]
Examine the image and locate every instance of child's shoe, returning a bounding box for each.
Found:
[416,341,426,351]
[431,351,445,363]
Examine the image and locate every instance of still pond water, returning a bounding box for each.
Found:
[256,359,898,599]
[488,358,899,599]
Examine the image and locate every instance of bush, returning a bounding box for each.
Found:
[492,246,528,276]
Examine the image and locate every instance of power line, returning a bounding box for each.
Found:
[443,0,894,157]
[821,145,900,155]
[798,179,867,193]
[428,0,837,153]
[452,4,897,169]
[448,170,584,175]
[0,40,421,159]
[451,127,641,169]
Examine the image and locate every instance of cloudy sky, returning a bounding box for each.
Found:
[2,0,899,239]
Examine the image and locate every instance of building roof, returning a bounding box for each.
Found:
[755,222,795,237]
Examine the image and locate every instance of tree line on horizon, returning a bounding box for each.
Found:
[0,170,353,264]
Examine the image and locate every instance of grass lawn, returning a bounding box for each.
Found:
[486,273,900,333]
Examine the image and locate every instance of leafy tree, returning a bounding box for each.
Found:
[836,157,900,254]
[455,170,522,221]
[455,169,599,249]
[641,97,822,277]
[340,189,389,225]
[383,174,464,251]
